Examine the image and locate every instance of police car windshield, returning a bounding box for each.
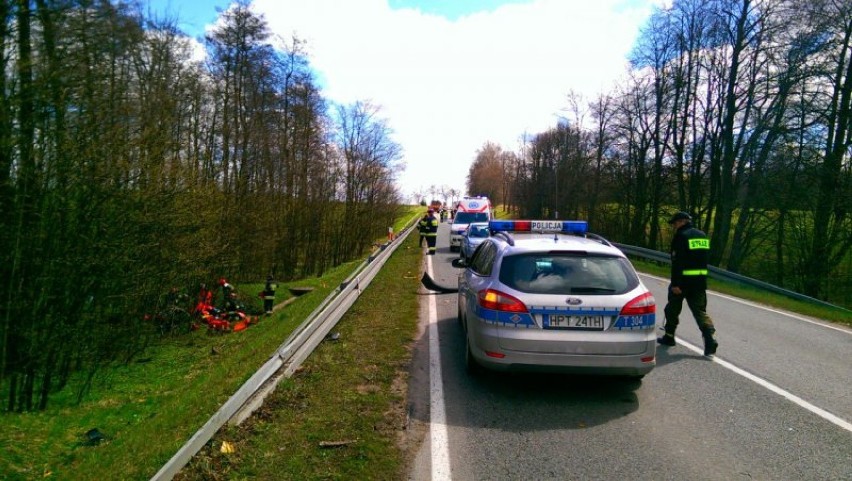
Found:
[499,253,639,295]
[455,212,489,224]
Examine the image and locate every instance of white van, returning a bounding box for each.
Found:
[449,196,492,252]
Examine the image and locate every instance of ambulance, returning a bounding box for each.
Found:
[449,196,492,252]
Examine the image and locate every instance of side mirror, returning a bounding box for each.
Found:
[451,258,467,269]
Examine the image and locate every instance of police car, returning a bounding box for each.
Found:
[453,220,656,378]
[460,222,490,262]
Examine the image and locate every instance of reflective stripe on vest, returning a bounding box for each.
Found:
[688,238,710,250]
[682,269,708,276]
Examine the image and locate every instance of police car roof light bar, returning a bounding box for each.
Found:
[489,220,588,235]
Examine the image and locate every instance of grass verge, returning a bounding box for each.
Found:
[176,228,423,480]
[0,262,363,480]
[0,214,423,481]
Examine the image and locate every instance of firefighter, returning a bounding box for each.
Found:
[197,283,213,305]
[261,276,277,314]
[225,292,239,321]
[424,208,439,255]
[218,277,233,310]
[658,212,719,356]
[418,211,430,247]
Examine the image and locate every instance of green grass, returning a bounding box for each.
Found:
[0,262,359,481]
[0,228,423,481]
[494,204,512,219]
[630,258,852,326]
[176,227,423,480]
[393,205,423,234]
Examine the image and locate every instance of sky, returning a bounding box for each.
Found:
[145,0,664,202]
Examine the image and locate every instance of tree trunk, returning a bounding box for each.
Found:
[710,0,752,265]
[805,28,852,297]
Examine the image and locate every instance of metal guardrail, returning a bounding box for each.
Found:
[614,242,852,314]
[151,218,419,481]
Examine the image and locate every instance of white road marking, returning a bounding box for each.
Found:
[428,255,452,480]
[674,338,852,433]
[640,273,852,335]
[640,273,852,432]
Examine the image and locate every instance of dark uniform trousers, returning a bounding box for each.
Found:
[426,232,437,255]
[263,291,275,313]
[664,287,715,338]
[425,216,439,255]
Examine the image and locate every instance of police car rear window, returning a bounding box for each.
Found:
[499,253,639,295]
[468,225,489,238]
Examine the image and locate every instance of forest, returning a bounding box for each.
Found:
[466,0,852,310]
[0,1,402,411]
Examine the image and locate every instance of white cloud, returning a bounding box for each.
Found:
[251,0,657,200]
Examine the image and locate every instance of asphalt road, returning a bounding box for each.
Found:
[406,222,852,481]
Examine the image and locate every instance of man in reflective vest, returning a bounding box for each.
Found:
[262,276,277,314]
[424,208,439,255]
[418,212,429,247]
[658,211,719,355]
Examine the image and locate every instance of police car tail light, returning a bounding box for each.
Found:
[620,292,656,315]
[478,289,528,313]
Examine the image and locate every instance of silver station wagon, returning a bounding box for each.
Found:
[454,220,657,378]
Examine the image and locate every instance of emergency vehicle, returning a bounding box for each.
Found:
[449,196,492,252]
[453,219,656,377]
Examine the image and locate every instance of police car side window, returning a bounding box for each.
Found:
[471,241,496,276]
[469,241,486,263]
[469,242,487,272]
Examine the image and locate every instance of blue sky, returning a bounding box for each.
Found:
[145,0,230,39]
[387,0,526,20]
[144,0,665,200]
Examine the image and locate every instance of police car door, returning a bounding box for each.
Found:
[460,241,498,326]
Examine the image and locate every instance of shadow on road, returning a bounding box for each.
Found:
[407,314,642,434]
[654,344,715,368]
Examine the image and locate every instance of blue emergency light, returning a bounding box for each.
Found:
[489,220,588,234]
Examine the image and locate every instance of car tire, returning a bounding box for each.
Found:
[465,335,483,376]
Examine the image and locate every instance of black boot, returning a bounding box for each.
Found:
[657,333,676,346]
[703,335,718,356]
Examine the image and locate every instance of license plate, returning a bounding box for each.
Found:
[545,314,604,330]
